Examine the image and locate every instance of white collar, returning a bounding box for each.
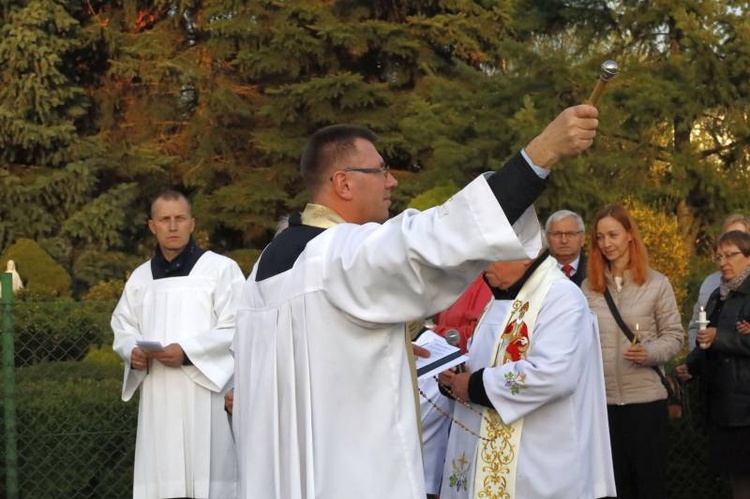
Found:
[557,255,581,271]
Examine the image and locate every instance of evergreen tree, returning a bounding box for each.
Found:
[513,0,750,237]
[83,0,525,253]
[0,1,146,294]
[499,0,750,305]
[200,0,520,241]
[0,0,87,166]
[1,0,748,299]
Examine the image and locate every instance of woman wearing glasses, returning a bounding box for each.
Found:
[677,230,750,499]
[581,204,683,499]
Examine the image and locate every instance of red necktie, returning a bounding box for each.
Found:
[562,264,573,278]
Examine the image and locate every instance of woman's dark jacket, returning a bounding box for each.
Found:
[686,275,750,427]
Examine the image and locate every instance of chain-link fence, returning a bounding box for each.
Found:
[0,288,735,498]
[1,290,137,499]
[668,382,731,498]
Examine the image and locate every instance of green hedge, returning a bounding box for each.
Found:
[12,299,116,367]
[1,238,72,297]
[0,359,137,498]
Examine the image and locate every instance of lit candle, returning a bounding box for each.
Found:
[698,306,709,349]
[632,323,640,345]
[699,306,707,325]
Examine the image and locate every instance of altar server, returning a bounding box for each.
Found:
[112,189,245,499]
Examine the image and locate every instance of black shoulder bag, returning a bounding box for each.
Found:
[603,288,678,402]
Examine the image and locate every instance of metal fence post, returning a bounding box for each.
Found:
[2,272,19,499]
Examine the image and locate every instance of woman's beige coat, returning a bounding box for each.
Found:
[583,269,684,405]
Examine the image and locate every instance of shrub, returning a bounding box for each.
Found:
[1,238,72,297]
[12,298,116,367]
[625,200,692,309]
[84,279,125,301]
[71,249,139,288]
[0,360,137,498]
[85,345,123,367]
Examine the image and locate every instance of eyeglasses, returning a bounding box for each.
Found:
[713,251,744,263]
[547,231,583,239]
[345,165,390,175]
[329,165,390,181]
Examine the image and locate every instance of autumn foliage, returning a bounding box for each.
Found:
[625,200,692,311]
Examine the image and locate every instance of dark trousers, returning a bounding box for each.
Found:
[607,400,668,499]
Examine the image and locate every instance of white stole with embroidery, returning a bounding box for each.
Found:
[472,256,560,498]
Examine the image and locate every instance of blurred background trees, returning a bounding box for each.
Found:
[0,0,747,310]
[3,4,745,496]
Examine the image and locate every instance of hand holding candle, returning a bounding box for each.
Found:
[697,306,710,349]
[624,323,647,365]
[631,323,640,346]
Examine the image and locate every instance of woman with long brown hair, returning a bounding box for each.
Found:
[582,204,683,498]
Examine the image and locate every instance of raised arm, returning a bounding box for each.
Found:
[524,105,599,168]
[488,105,599,224]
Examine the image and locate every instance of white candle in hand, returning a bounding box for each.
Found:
[698,306,709,349]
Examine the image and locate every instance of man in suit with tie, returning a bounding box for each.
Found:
[545,210,587,287]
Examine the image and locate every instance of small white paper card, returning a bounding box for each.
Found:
[413,330,468,381]
[136,340,165,352]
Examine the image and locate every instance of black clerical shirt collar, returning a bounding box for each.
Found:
[486,249,550,300]
[151,239,206,280]
[288,212,303,226]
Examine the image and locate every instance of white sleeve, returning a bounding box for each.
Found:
[482,282,594,424]
[181,259,246,393]
[321,175,542,325]
[111,275,147,402]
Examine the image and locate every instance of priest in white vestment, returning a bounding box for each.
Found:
[232,106,600,499]
[112,190,245,499]
[438,251,616,498]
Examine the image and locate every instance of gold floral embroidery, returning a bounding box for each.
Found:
[476,299,531,497]
[477,410,516,498]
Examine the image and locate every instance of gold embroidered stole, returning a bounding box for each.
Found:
[473,256,561,498]
[300,203,347,228]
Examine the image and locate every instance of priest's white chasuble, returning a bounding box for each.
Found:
[441,257,616,499]
[112,251,245,499]
[233,175,544,499]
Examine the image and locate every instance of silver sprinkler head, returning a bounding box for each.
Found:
[599,60,619,82]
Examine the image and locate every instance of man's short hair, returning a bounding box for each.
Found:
[300,124,377,192]
[545,209,585,233]
[150,189,192,218]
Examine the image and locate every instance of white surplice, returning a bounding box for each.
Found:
[233,175,543,499]
[441,270,616,499]
[112,251,245,499]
